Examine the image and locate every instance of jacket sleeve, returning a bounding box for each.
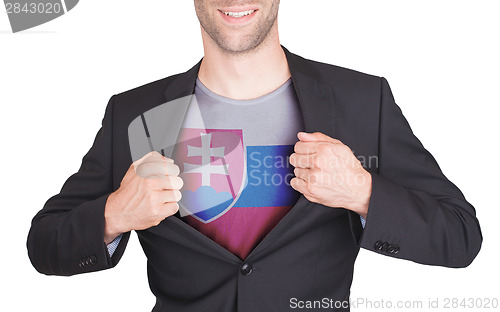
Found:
[352,77,482,268]
[27,95,130,276]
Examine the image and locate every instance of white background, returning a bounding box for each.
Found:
[1,1,499,311]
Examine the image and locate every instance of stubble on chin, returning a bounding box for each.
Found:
[195,1,280,55]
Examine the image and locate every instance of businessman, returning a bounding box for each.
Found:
[27,1,482,311]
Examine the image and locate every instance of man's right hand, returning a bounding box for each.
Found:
[103,151,183,244]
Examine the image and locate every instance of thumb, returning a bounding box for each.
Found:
[297,132,340,143]
[133,151,161,167]
[132,151,173,169]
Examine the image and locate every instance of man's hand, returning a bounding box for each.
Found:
[103,151,184,244]
[289,132,372,219]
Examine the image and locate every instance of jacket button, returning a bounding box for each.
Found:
[89,256,97,265]
[374,241,383,250]
[79,258,87,267]
[393,245,400,254]
[240,263,253,276]
[381,242,389,252]
[387,244,395,254]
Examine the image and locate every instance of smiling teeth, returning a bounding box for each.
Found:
[222,10,255,18]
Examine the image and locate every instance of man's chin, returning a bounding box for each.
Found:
[215,35,267,55]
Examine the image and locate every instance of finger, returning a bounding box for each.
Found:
[125,152,161,182]
[290,177,319,203]
[134,151,174,168]
[297,132,342,144]
[289,153,315,168]
[161,202,180,218]
[158,189,182,203]
[165,162,180,176]
[136,162,180,178]
[294,167,323,185]
[290,177,313,197]
[294,140,343,155]
[133,151,162,167]
[293,167,310,181]
[165,158,174,163]
[294,141,319,154]
[160,176,184,190]
[141,153,175,166]
[136,162,168,178]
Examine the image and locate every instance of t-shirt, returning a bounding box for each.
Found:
[171,77,305,260]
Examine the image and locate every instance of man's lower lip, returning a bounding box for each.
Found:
[218,10,258,24]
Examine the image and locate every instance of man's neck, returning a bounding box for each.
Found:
[197,30,291,100]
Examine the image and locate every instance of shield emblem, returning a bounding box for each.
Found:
[172,128,246,223]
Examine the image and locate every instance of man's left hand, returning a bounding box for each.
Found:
[289,132,372,219]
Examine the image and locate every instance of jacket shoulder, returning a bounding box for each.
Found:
[113,73,181,104]
[293,52,382,88]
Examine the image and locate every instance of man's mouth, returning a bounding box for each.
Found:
[220,9,257,18]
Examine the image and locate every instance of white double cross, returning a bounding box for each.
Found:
[183,133,229,186]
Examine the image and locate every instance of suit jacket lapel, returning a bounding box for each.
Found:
[163,60,201,102]
[283,46,336,137]
[128,61,202,162]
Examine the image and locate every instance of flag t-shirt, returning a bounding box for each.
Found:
[171,77,305,260]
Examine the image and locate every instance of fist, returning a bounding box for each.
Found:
[104,151,184,243]
[289,132,371,218]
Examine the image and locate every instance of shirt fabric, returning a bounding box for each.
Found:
[171,77,304,260]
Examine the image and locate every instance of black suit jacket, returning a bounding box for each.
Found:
[27,46,482,311]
